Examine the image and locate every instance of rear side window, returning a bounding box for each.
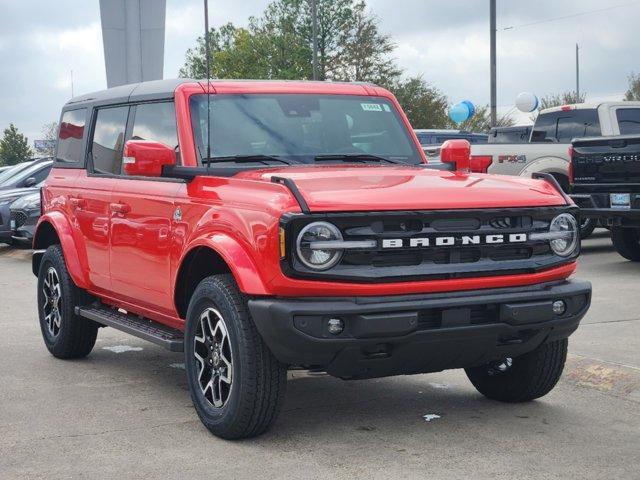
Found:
[56,108,87,165]
[532,109,600,143]
[617,108,640,135]
[91,106,130,175]
[131,102,178,148]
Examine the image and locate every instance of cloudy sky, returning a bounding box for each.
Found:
[0,0,638,143]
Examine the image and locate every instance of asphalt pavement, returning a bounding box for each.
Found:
[0,231,638,479]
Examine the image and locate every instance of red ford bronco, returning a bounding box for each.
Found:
[34,79,591,439]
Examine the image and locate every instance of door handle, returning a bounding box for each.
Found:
[69,197,86,209]
[110,202,131,215]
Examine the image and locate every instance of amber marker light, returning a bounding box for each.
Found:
[279,227,286,259]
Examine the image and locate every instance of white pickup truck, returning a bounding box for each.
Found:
[468,102,640,193]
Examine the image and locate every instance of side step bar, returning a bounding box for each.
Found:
[75,304,184,352]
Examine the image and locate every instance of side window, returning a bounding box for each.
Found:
[556,110,600,142]
[532,110,600,143]
[30,165,52,184]
[91,106,129,175]
[617,108,640,135]
[56,108,87,164]
[131,102,178,149]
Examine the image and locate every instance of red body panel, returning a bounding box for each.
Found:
[37,80,576,331]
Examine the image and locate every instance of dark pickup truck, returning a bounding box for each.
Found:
[571,135,640,260]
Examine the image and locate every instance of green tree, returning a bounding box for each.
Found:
[624,72,640,101]
[539,90,586,110]
[449,105,515,132]
[390,76,449,129]
[0,124,33,166]
[179,0,400,85]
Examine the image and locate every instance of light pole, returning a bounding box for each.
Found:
[490,0,497,127]
[575,43,580,101]
[311,0,319,80]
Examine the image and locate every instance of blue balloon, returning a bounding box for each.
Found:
[461,100,475,118]
[449,102,471,124]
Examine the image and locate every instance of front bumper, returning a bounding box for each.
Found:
[572,193,640,227]
[248,279,591,379]
[10,208,38,244]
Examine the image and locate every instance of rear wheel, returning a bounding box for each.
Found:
[611,227,640,261]
[465,339,567,402]
[184,274,287,439]
[37,245,98,359]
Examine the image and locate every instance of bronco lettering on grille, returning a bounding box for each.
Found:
[382,233,528,249]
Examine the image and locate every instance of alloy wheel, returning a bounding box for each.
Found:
[487,357,513,375]
[42,266,62,337]
[193,307,233,408]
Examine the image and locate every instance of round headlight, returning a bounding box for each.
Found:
[296,222,343,270]
[549,213,578,257]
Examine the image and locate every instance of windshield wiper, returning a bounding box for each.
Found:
[314,154,408,165]
[201,155,295,166]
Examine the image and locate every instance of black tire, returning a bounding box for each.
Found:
[37,245,98,359]
[465,339,568,403]
[579,218,596,240]
[611,227,640,261]
[184,274,287,439]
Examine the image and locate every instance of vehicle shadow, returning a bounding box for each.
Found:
[77,344,572,442]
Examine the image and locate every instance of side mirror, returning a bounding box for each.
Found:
[24,177,37,187]
[440,139,471,173]
[123,140,176,177]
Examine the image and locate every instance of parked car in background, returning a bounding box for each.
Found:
[0,158,52,191]
[415,129,488,166]
[469,102,640,191]
[570,134,640,260]
[0,165,14,173]
[488,125,531,144]
[10,191,41,245]
[0,186,40,244]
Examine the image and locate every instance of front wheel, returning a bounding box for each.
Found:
[465,339,568,403]
[184,274,287,439]
[611,227,640,261]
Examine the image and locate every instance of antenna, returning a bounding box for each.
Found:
[204,0,212,161]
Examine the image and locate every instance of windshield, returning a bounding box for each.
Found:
[190,94,423,165]
[0,161,33,185]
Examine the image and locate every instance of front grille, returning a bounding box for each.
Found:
[283,207,577,283]
[10,210,27,228]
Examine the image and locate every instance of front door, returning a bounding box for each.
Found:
[108,101,181,317]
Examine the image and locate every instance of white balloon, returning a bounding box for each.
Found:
[516,92,539,113]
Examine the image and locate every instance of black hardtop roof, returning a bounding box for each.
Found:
[63,78,380,110]
[64,78,195,109]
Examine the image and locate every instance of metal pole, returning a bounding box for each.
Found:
[204,0,211,80]
[311,0,319,80]
[576,43,580,101]
[490,0,497,127]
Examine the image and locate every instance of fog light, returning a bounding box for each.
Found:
[327,318,344,335]
[552,300,567,316]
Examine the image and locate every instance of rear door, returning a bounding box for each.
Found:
[79,105,130,292]
[109,101,181,317]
